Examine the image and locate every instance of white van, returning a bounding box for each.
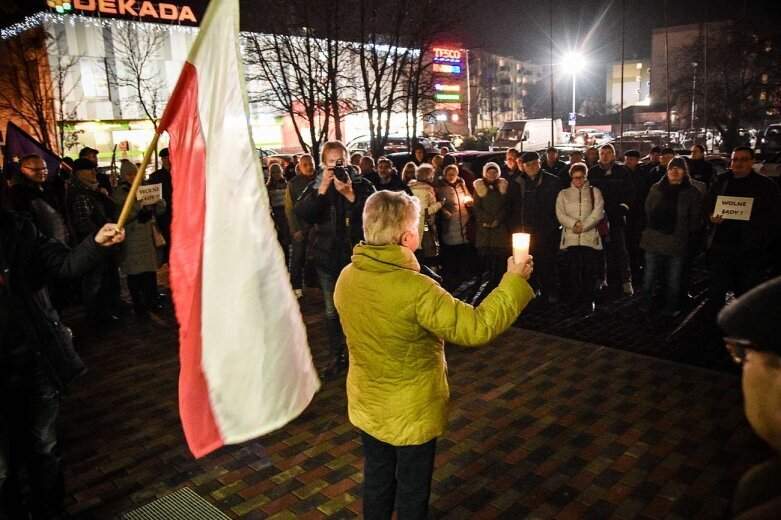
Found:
[491,119,563,152]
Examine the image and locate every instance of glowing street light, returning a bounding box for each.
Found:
[561,51,586,131]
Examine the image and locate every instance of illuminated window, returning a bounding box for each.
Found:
[80,58,109,99]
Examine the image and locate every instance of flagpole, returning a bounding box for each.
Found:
[116,132,161,231]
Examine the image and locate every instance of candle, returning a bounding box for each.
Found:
[463,195,473,205]
[512,233,530,264]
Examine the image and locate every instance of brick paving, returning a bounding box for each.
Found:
[57,279,770,518]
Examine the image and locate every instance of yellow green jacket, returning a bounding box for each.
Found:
[334,243,534,446]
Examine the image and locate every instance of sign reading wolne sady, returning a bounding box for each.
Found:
[714,195,754,221]
[136,183,163,206]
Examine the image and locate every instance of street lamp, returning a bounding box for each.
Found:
[561,51,585,133]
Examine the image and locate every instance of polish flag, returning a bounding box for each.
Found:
[158,0,320,458]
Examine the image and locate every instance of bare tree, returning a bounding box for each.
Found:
[669,23,781,151]
[108,24,167,133]
[0,27,58,151]
[48,31,82,154]
[244,0,351,161]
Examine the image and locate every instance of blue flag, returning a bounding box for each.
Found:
[3,122,62,181]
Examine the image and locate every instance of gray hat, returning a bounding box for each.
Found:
[718,276,781,354]
[521,151,540,164]
[119,158,138,179]
[667,157,688,172]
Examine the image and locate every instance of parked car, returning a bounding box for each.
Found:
[758,124,781,158]
[257,148,278,168]
[347,135,431,155]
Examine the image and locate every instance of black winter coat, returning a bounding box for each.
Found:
[588,162,636,227]
[507,171,562,238]
[295,172,376,275]
[0,212,106,391]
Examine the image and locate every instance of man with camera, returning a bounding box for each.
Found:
[295,141,376,378]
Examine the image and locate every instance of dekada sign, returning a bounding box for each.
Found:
[66,0,198,23]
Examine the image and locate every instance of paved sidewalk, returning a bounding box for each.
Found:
[59,291,768,518]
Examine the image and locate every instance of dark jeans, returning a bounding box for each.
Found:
[126,271,159,314]
[271,207,290,268]
[0,363,63,520]
[604,225,632,287]
[316,267,345,358]
[641,252,685,313]
[566,246,602,303]
[530,236,559,298]
[82,255,121,324]
[624,222,645,287]
[289,227,312,291]
[360,431,437,520]
[708,249,766,311]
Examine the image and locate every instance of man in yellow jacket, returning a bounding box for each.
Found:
[335,191,535,519]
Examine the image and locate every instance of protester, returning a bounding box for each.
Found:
[473,161,510,287]
[8,153,69,244]
[623,149,650,287]
[638,157,703,317]
[295,141,376,378]
[78,146,111,194]
[359,156,376,178]
[112,159,167,317]
[66,158,122,327]
[542,146,568,187]
[148,148,173,263]
[556,162,605,312]
[588,144,636,296]
[284,154,316,299]
[508,151,562,302]
[407,164,443,267]
[333,190,534,520]
[431,154,444,176]
[365,158,410,193]
[266,163,290,266]
[642,146,662,175]
[717,276,781,517]
[284,154,300,180]
[687,144,715,187]
[0,209,124,520]
[8,154,73,311]
[411,143,428,166]
[649,147,676,185]
[584,147,599,169]
[435,164,473,290]
[502,148,521,180]
[401,161,417,185]
[704,146,781,311]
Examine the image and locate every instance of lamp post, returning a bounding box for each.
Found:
[690,61,698,130]
[562,52,584,136]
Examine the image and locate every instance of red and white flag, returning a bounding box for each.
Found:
[158,0,319,458]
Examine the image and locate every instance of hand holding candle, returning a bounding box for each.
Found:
[512,232,531,264]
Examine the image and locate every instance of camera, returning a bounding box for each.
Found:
[332,159,350,182]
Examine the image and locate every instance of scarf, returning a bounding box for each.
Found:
[648,176,689,234]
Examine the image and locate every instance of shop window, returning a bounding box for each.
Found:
[80,58,109,99]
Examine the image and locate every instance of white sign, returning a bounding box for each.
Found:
[714,195,754,221]
[136,183,163,206]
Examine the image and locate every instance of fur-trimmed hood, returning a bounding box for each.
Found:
[473,177,508,197]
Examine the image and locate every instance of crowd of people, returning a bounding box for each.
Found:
[3,135,781,519]
[270,141,780,325]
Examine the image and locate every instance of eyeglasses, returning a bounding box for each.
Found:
[571,175,586,180]
[23,166,48,172]
[724,336,754,364]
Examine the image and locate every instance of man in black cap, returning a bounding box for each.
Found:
[648,147,676,186]
[149,148,173,263]
[508,151,562,302]
[541,146,568,187]
[718,276,781,517]
[642,146,662,176]
[623,150,650,286]
[588,144,636,295]
[65,158,122,328]
[78,146,112,195]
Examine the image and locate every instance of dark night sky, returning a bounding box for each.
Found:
[4,0,779,102]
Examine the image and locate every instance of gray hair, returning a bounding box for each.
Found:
[362,191,420,246]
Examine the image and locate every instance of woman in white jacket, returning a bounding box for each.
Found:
[555,162,605,311]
